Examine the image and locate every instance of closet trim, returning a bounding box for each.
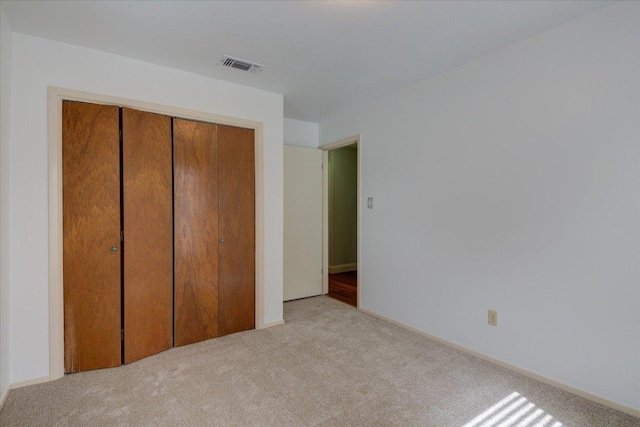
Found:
[47,86,266,381]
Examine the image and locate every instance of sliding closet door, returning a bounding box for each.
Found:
[63,101,121,373]
[173,118,219,347]
[218,125,255,336]
[122,107,173,364]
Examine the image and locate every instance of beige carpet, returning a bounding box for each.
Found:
[1,296,638,426]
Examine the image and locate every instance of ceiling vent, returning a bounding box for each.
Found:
[220,55,265,73]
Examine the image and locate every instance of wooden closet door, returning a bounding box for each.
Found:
[122,108,173,364]
[63,101,121,373]
[173,118,219,347]
[218,125,255,336]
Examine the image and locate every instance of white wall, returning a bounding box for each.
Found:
[321,2,640,411]
[284,117,319,148]
[9,33,284,384]
[0,2,12,404]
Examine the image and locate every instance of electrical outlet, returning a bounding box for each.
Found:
[488,310,498,327]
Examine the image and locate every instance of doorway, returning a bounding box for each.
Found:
[321,136,360,308]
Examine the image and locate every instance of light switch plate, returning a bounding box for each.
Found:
[488,310,498,327]
[367,197,373,209]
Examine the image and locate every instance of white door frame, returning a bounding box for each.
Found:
[47,86,267,381]
[319,135,361,309]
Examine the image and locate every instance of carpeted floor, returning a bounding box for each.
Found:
[1,296,638,426]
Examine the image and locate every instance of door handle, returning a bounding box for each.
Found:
[219,239,225,244]
[111,246,119,252]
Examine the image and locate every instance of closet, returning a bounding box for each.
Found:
[173,118,255,346]
[62,101,255,373]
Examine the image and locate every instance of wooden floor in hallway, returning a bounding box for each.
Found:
[328,271,357,307]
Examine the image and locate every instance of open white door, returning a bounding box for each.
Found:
[284,145,323,301]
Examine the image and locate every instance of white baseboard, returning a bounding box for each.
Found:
[259,319,284,329]
[11,375,51,390]
[329,263,357,274]
[358,307,640,419]
[0,385,8,412]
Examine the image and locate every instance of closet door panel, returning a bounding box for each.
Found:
[173,118,219,347]
[122,107,173,364]
[63,101,121,373]
[218,125,255,336]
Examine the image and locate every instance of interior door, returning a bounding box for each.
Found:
[63,101,121,373]
[218,125,255,336]
[173,118,220,347]
[122,107,173,364]
[283,145,323,301]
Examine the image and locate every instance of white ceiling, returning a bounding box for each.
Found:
[2,0,615,122]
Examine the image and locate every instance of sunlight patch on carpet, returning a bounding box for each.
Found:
[462,391,564,427]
